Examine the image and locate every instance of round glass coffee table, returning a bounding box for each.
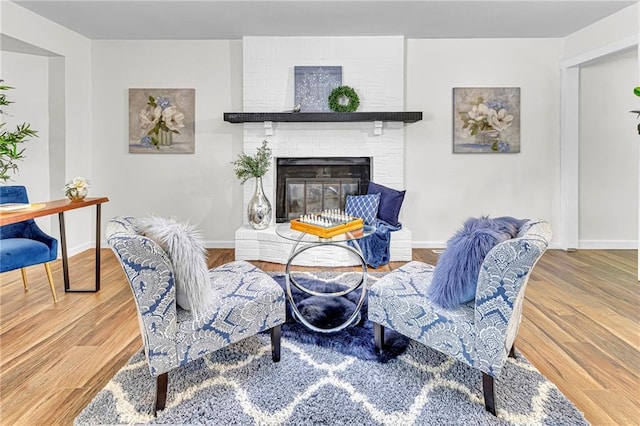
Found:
[276,223,376,333]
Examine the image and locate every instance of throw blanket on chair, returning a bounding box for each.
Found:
[350,219,401,268]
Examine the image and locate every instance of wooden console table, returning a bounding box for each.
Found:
[0,197,109,293]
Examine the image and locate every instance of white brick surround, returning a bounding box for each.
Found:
[235,36,412,266]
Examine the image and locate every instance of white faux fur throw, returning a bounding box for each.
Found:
[137,215,214,318]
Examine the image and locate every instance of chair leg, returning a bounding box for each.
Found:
[374,323,385,353]
[482,372,496,416]
[44,263,57,303]
[508,343,516,358]
[154,372,168,416]
[271,325,281,362]
[20,268,28,290]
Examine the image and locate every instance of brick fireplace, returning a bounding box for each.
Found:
[234,36,412,266]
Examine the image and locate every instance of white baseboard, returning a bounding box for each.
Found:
[204,240,235,249]
[62,241,93,258]
[410,241,447,249]
[578,240,638,250]
[183,239,637,253]
[412,241,567,251]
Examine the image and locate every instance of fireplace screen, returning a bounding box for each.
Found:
[285,178,360,221]
[276,157,371,223]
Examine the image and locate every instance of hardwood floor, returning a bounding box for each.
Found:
[0,248,638,425]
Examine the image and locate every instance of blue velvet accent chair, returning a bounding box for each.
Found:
[0,186,58,302]
[369,220,551,416]
[106,216,286,415]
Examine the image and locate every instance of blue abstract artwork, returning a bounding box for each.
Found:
[294,66,342,112]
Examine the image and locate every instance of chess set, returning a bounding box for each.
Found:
[290,209,364,238]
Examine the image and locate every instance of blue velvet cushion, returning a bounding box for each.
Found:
[0,185,58,273]
[0,239,53,272]
[345,193,380,225]
[428,216,523,309]
[367,182,405,227]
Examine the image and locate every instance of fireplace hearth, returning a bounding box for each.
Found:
[276,157,371,222]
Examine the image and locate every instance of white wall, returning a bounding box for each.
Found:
[1,51,51,227]
[405,39,562,246]
[560,3,639,250]
[91,40,243,245]
[579,49,639,248]
[1,1,93,254]
[3,0,637,251]
[79,37,565,248]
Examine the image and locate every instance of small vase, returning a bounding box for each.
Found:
[475,129,500,146]
[67,187,88,202]
[158,129,173,146]
[247,177,272,230]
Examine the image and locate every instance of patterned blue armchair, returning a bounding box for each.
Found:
[369,220,551,416]
[106,216,286,414]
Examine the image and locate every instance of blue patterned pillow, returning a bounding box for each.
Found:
[345,193,380,225]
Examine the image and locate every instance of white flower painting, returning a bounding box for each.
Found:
[129,88,195,154]
[453,87,521,153]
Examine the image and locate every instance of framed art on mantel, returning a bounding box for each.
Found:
[294,66,342,112]
[452,87,520,153]
[128,88,195,154]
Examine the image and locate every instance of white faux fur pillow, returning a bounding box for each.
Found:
[137,215,213,318]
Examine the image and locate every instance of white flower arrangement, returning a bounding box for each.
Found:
[459,97,514,136]
[139,95,185,148]
[64,176,90,200]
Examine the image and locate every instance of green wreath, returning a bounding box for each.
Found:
[328,86,360,112]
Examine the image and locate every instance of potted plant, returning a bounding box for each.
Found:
[232,140,272,229]
[0,81,38,182]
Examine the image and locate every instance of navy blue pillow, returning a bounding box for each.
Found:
[428,216,520,309]
[345,193,380,225]
[367,182,405,227]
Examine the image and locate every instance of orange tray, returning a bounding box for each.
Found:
[290,217,364,238]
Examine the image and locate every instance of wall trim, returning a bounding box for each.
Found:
[578,240,638,250]
[561,34,639,68]
[559,33,639,256]
[412,240,564,251]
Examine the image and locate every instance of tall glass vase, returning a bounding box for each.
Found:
[247,176,272,230]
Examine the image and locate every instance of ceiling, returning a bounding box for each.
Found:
[10,0,637,40]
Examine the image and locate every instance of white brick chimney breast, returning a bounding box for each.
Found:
[235,36,412,266]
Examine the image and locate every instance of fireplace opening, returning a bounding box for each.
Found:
[276,157,371,223]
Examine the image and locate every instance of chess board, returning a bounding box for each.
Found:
[290,216,364,238]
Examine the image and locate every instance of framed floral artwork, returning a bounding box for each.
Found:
[128,88,195,154]
[452,87,520,153]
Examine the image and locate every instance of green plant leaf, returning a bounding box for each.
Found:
[0,83,38,181]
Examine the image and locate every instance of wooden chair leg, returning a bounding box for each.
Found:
[374,323,385,353]
[154,372,168,416]
[20,268,28,290]
[271,325,281,362]
[508,343,516,358]
[482,372,496,416]
[44,263,57,303]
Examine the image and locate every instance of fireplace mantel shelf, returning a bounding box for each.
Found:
[223,111,422,124]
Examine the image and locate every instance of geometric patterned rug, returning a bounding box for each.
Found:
[75,333,588,425]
